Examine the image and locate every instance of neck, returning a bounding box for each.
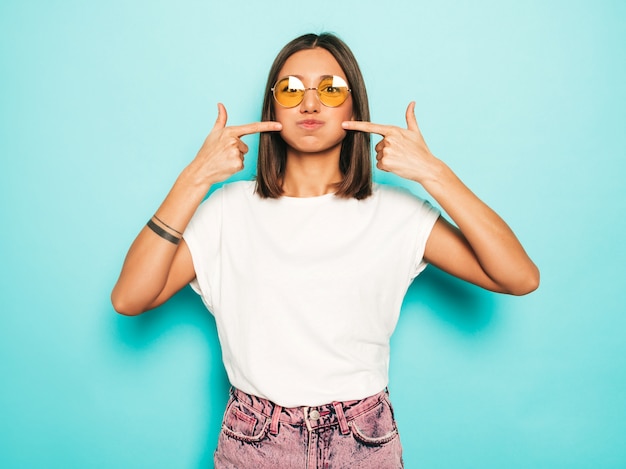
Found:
[282,145,343,197]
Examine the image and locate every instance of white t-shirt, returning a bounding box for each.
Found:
[184,180,440,407]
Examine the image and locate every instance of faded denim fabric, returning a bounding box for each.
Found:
[214,388,403,469]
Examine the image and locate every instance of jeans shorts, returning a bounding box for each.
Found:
[214,387,403,469]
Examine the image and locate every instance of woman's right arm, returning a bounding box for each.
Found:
[111,104,281,315]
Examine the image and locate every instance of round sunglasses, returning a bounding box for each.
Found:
[271,75,351,108]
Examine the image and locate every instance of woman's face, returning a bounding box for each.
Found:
[273,48,353,155]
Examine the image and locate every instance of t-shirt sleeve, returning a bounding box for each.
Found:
[376,184,440,281]
[182,188,224,312]
[410,196,440,279]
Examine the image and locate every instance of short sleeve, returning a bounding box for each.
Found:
[410,197,440,278]
[377,184,440,280]
[182,188,224,312]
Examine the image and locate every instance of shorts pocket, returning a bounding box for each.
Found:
[349,396,399,446]
[221,397,270,443]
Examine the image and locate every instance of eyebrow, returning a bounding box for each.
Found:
[279,74,336,80]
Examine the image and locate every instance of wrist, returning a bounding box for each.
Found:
[410,154,447,187]
[419,159,469,204]
[177,164,216,193]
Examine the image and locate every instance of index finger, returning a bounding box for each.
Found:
[229,121,282,137]
[342,120,394,136]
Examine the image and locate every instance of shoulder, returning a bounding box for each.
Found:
[190,181,254,221]
[203,180,256,205]
[372,183,440,219]
[372,183,424,205]
[218,180,256,196]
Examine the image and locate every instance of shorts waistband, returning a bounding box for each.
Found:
[230,387,389,434]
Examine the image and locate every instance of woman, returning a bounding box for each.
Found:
[112,33,539,468]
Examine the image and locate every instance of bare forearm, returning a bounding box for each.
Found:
[421,160,539,294]
[111,169,209,314]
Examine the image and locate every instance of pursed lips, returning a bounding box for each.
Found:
[296,119,325,130]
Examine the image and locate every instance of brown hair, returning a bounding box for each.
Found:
[255,33,372,200]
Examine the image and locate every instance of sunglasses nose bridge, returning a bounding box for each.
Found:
[300,86,322,109]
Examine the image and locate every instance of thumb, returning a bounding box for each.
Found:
[405,101,419,132]
[212,103,228,130]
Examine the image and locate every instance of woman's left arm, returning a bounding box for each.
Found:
[342,103,540,295]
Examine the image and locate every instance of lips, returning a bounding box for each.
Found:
[296,119,325,130]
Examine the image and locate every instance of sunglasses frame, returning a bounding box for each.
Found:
[271,75,351,108]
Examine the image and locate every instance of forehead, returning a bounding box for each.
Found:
[278,48,345,79]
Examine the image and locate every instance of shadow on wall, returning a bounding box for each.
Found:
[404,266,497,334]
[112,285,228,467]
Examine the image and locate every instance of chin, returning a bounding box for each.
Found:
[283,134,346,155]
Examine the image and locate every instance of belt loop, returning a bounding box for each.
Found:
[332,401,350,435]
[269,404,282,435]
[303,407,313,432]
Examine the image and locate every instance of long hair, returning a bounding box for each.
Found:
[255,33,372,200]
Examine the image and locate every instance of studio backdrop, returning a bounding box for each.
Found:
[1,1,625,467]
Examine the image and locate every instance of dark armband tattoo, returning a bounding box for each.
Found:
[153,214,183,236]
[147,218,181,245]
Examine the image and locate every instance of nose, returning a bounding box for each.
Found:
[299,87,320,113]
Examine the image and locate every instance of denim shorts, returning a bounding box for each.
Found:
[214,387,403,469]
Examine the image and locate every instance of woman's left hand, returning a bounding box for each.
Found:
[342,102,440,184]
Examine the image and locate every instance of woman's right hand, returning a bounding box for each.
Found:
[184,103,282,187]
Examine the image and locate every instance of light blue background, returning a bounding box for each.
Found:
[1,1,625,467]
